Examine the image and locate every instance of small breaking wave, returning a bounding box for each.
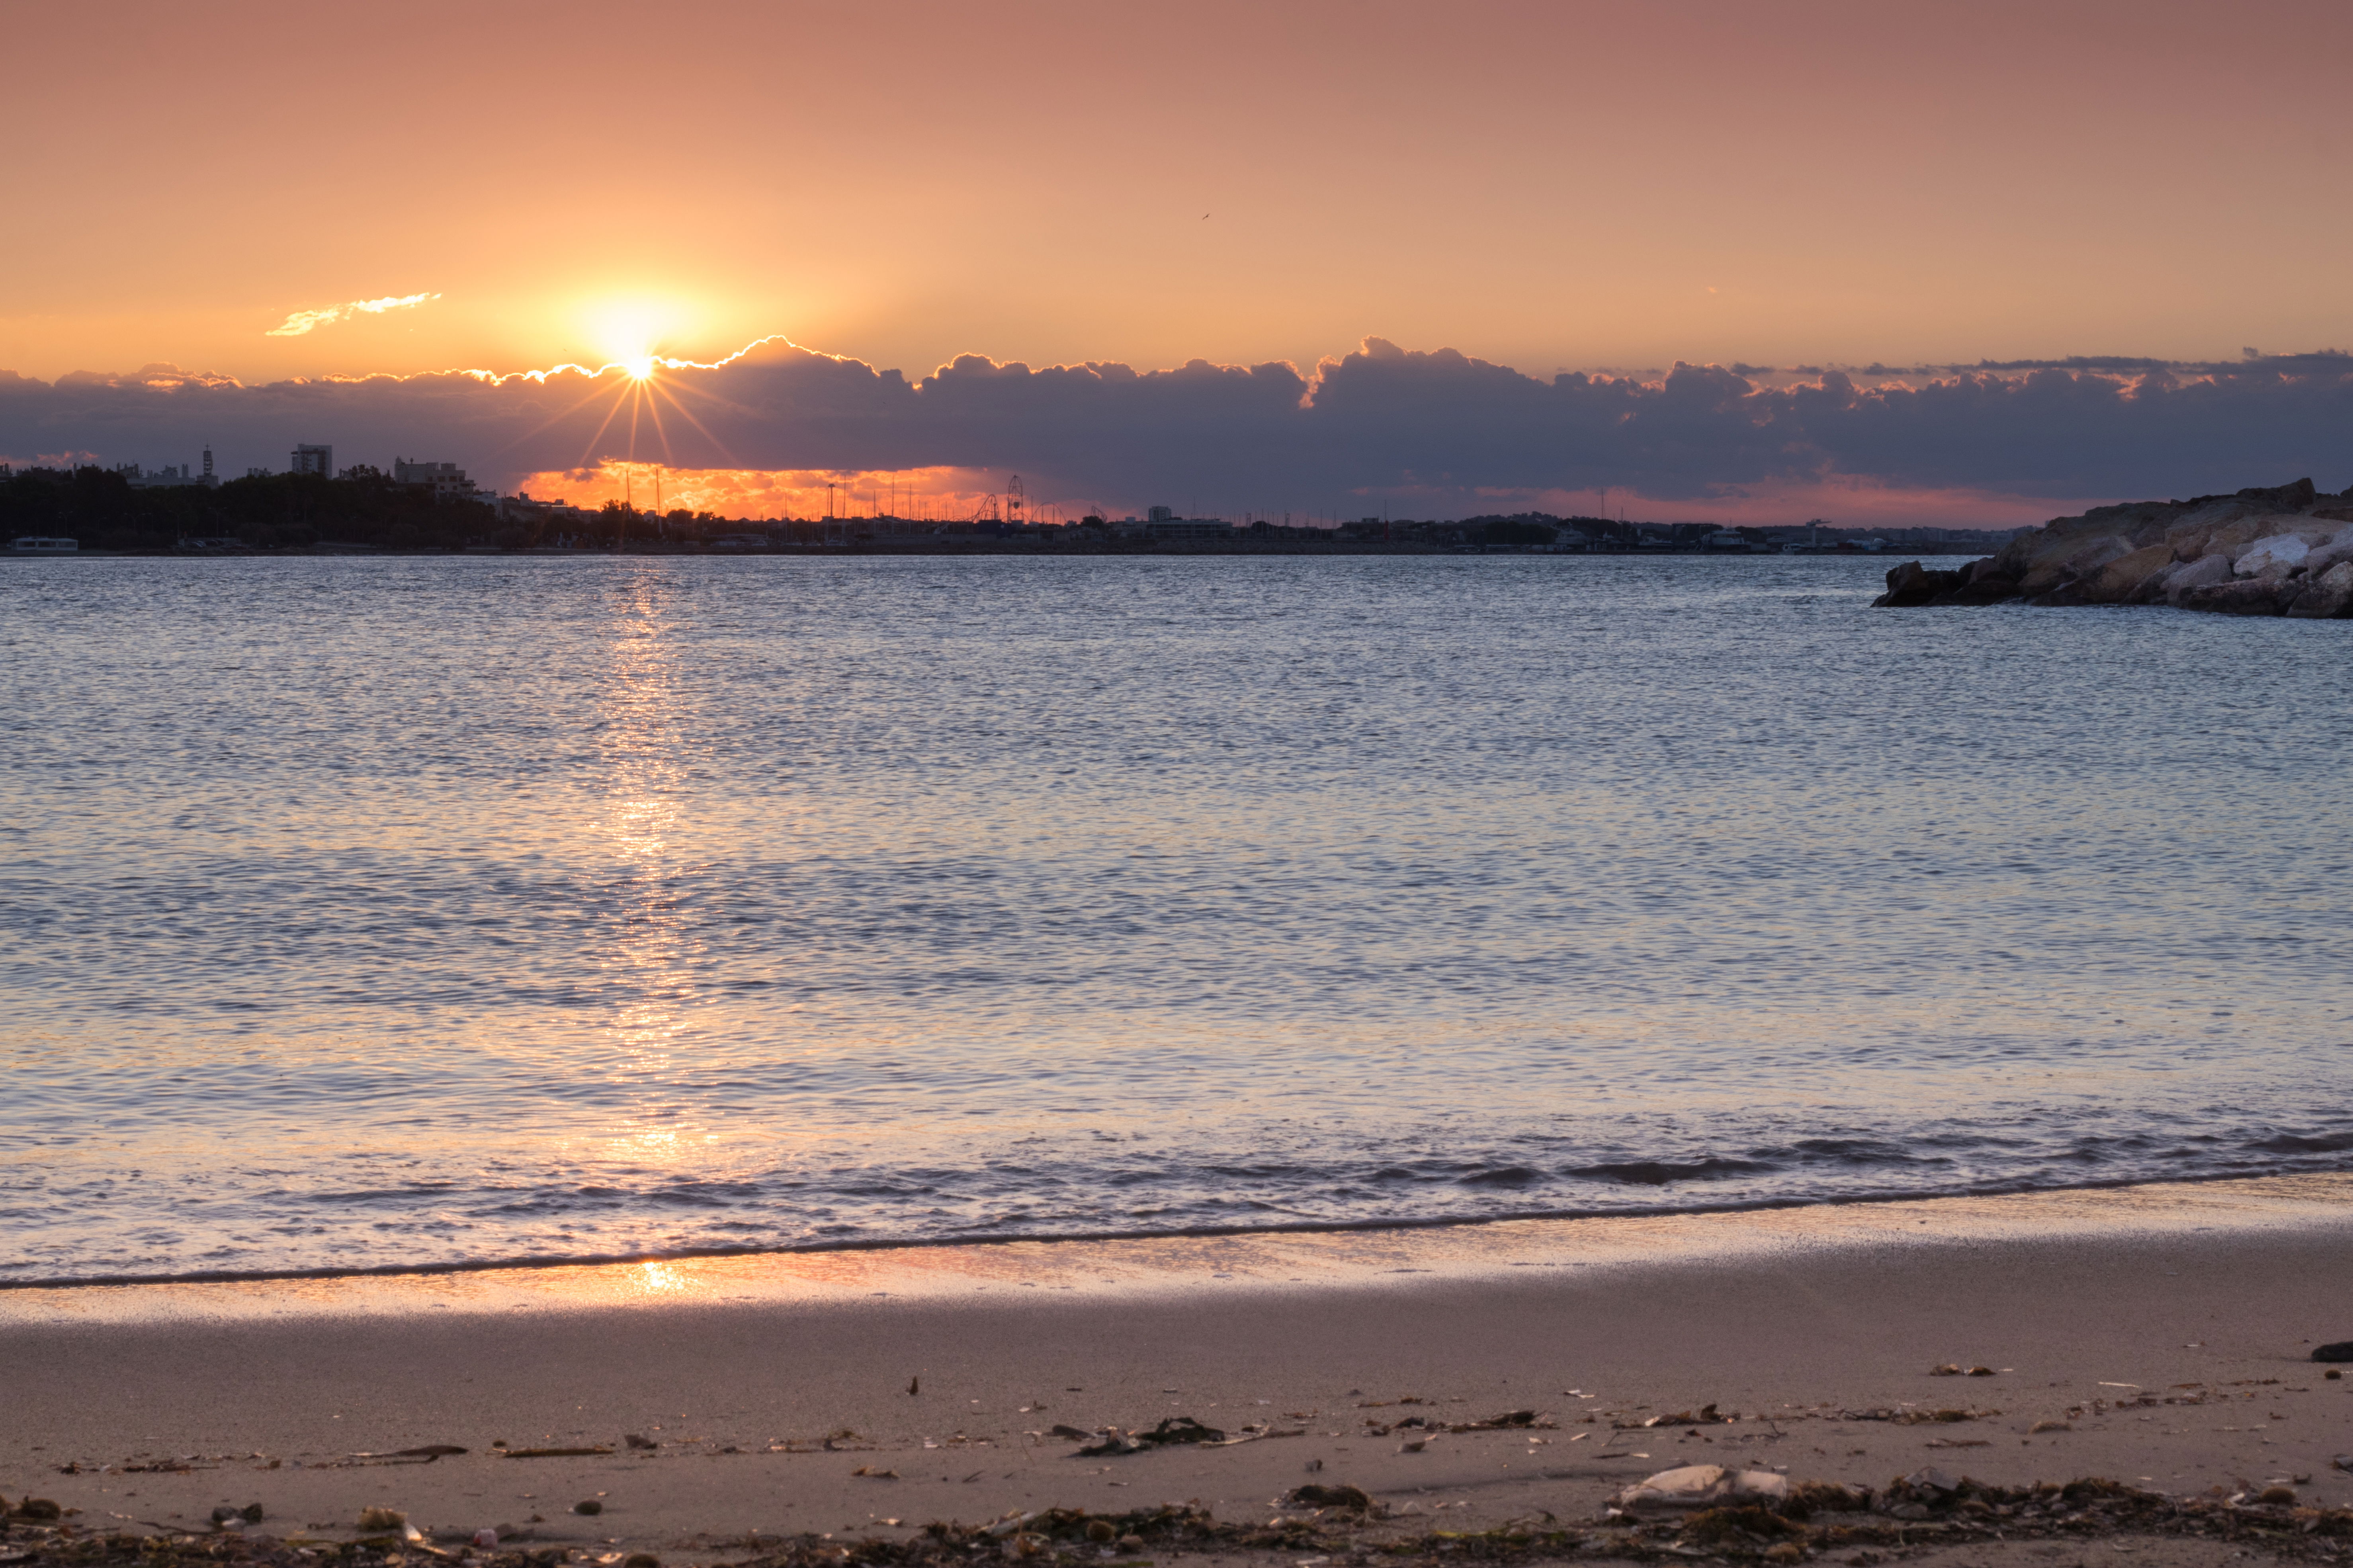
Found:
[1565,1157,1778,1186]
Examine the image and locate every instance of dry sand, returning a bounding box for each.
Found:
[4,1176,2351,1564]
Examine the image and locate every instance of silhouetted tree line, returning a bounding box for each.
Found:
[0,467,508,551]
[0,467,745,552]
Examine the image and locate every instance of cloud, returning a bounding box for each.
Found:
[264,292,440,338]
[6,335,2353,524]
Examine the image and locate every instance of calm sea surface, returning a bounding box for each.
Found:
[4,554,2350,1284]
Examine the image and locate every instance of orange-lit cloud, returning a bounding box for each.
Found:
[266,293,441,338]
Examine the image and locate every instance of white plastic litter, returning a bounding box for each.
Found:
[1614,1464,1790,1511]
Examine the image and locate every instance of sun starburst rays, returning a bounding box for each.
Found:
[489,337,744,480]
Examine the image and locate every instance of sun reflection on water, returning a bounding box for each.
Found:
[589,571,712,1181]
[634,1259,691,1294]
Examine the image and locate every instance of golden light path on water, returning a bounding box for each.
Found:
[593,567,714,1186]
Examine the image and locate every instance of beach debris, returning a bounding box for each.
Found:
[851,1466,901,1479]
[1084,1521,1117,1543]
[504,1446,613,1458]
[1048,1424,1094,1440]
[2334,1455,2353,1472]
[1398,1438,1428,1453]
[2314,1341,2353,1363]
[356,1507,406,1532]
[573,1500,604,1516]
[209,1504,265,1527]
[1362,1408,1551,1437]
[909,1377,919,1395]
[622,1554,660,1568]
[1619,1404,1732,1429]
[1288,1485,1373,1512]
[348,1444,466,1464]
[624,1433,657,1450]
[2029,1420,2072,1434]
[1614,1464,1790,1512]
[1829,1406,1996,1425]
[11,1499,63,1523]
[1928,1363,1996,1377]
[2258,1484,2298,1505]
[1077,1416,1223,1455]
[2328,1369,2343,1380]
[471,1529,500,1548]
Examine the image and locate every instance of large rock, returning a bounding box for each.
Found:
[2235,534,2312,577]
[1874,561,1966,607]
[2183,578,2291,615]
[2130,557,2191,604]
[2301,528,2353,577]
[2238,477,2320,510]
[2018,534,2132,595]
[2286,560,2353,618]
[2163,499,2258,560]
[2164,553,2233,605]
[2085,543,2175,603]
[1952,558,2022,603]
[2197,518,2266,564]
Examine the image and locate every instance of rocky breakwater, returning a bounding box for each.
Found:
[1874,477,2353,617]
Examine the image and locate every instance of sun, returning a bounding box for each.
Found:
[587,301,674,381]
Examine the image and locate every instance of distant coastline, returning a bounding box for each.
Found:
[4,461,2022,558]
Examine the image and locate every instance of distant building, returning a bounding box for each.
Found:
[1147,517,1233,542]
[116,460,218,489]
[494,491,585,525]
[291,444,332,477]
[1147,506,1176,525]
[393,458,479,502]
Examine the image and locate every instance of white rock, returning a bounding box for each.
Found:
[1614,1464,1791,1511]
[2234,534,2310,577]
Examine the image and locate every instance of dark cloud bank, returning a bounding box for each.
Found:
[7,337,2353,509]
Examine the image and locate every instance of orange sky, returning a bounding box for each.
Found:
[6,0,2351,390]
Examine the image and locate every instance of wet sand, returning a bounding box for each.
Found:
[4,1176,2350,1559]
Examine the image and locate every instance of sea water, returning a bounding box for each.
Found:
[3,553,2348,1283]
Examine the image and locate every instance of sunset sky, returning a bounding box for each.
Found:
[7,0,2352,524]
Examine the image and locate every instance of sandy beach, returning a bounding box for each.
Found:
[4,1177,2352,1565]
